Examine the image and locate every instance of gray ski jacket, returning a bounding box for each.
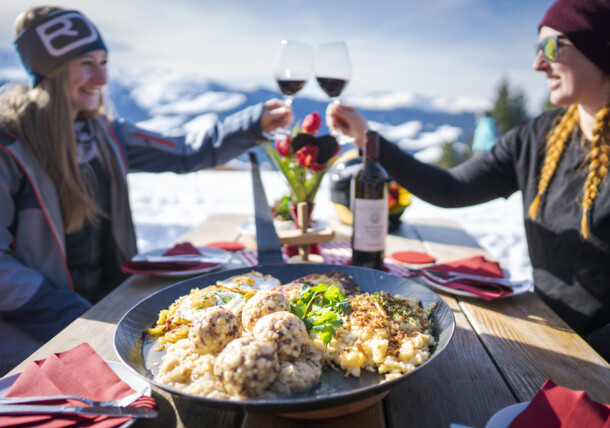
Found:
[0,102,265,342]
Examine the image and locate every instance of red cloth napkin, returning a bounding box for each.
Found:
[423,255,513,301]
[121,242,216,274]
[509,379,610,428]
[0,343,156,428]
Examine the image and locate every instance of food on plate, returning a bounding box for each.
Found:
[283,271,361,297]
[315,291,435,379]
[241,290,291,331]
[217,271,282,290]
[149,270,436,400]
[189,307,242,354]
[148,271,275,346]
[213,337,280,398]
[252,311,308,359]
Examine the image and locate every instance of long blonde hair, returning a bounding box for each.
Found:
[0,6,106,233]
[528,102,610,239]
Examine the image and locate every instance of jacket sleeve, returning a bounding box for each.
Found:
[377,134,519,208]
[0,148,91,342]
[109,102,266,173]
[377,110,564,208]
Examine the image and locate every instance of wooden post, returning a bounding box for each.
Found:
[297,202,310,261]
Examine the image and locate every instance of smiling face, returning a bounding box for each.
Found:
[533,26,610,111]
[67,49,107,118]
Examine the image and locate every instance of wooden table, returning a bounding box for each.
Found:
[5,214,609,427]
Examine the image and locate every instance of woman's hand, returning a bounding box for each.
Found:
[326,103,368,148]
[261,99,294,133]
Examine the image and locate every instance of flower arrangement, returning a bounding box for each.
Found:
[265,112,339,205]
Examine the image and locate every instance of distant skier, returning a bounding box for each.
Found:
[471,111,498,153]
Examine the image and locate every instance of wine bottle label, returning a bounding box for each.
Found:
[352,198,388,251]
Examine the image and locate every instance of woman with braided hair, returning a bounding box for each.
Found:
[0,6,292,374]
[326,0,610,361]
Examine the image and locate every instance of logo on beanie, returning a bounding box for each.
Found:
[35,12,98,57]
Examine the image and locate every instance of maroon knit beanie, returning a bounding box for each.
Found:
[539,0,610,75]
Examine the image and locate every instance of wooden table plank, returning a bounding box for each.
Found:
[384,294,517,428]
[460,295,610,403]
[242,402,385,428]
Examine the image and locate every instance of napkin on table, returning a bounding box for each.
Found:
[420,255,513,300]
[508,379,610,427]
[318,243,514,300]
[0,342,156,428]
[121,241,216,274]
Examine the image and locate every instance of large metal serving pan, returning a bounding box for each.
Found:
[113,152,455,414]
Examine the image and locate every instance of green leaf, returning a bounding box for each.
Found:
[310,283,330,294]
[323,285,343,302]
[291,302,306,319]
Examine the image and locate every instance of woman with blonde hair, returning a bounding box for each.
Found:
[327,0,610,361]
[0,6,291,374]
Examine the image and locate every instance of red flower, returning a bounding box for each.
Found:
[295,143,319,168]
[275,137,292,157]
[291,134,338,165]
[302,111,322,135]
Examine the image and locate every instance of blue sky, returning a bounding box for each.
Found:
[1,0,555,112]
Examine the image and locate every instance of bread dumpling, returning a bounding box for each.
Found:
[213,337,279,398]
[189,306,241,354]
[252,311,308,360]
[241,290,290,331]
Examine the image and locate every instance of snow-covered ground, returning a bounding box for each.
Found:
[128,169,532,282]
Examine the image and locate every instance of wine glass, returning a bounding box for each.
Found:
[268,40,313,138]
[314,41,353,143]
[274,40,313,105]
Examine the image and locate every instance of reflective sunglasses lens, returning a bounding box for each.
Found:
[542,38,557,61]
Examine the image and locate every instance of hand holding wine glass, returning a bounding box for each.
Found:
[326,103,368,148]
[314,42,353,143]
[261,99,294,134]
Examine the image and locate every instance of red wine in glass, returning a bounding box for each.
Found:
[277,79,307,97]
[316,77,347,98]
[268,40,312,138]
[314,42,353,143]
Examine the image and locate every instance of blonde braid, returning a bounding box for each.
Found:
[528,105,580,219]
[580,104,610,239]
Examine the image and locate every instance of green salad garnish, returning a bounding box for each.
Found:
[290,283,350,345]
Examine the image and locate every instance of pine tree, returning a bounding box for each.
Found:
[491,77,528,135]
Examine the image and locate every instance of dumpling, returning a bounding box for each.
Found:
[214,337,279,398]
[252,311,308,360]
[189,306,241,354]
[241,290,291,331]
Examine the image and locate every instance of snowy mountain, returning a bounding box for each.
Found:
[0,49,492,164]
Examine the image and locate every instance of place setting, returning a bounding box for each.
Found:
[388,250,532,300]
[120,241,244,277]
[466,379,610,428]
[0,343,157,427]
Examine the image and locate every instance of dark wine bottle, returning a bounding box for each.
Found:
[351,131,388,270]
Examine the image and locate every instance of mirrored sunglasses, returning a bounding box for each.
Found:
[535,35,568,62]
